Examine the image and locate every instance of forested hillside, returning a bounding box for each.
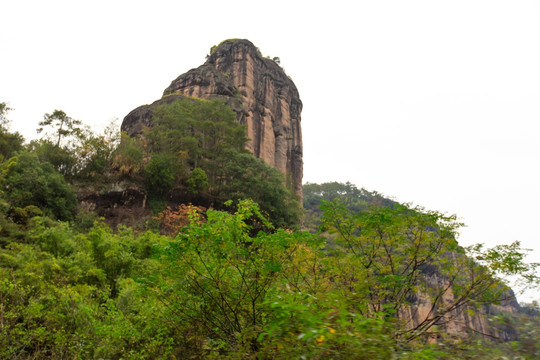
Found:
[0,101,539,359]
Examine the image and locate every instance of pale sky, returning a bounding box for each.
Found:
[1,0,539,301]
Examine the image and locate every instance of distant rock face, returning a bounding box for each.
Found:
[121,39,303,199]
[400,272,519,342]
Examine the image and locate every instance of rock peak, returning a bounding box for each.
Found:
[123,40,303,199]
[209,39,259,57]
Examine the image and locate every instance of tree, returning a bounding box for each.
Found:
[144,153,176,198]
[74,119,120,180]
[150,200,399,358]
[111,132,144,177]
[0,102,24,160]
[215,149,302,229]
[513,302,540,358]
[303,182,395,233]
[303,182,395,213]
[0,152,77,220]
[0,102,13,130]
[152,200,315,356]
[147,96,247,170]
[33,116,120,181]
[142,97,301,228]
[185,167,208,195]
[0,215,175,359]
[319,199,537,343]
[37,109,83,148]
[30,139,77,179]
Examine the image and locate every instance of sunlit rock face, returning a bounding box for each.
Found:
[122,39,303,199]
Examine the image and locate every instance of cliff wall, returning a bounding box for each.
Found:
[122,39,303,199]
[400,272,519,341]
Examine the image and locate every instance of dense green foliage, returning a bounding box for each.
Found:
[30,113,118,182]
[112,132,144,177]
[0,102,24,160]
[303,181,396,233]
[0,217,171,359]
[141,96,302,228]
[186,167,209,195]
[303,181,395,212]
[144,153,177,197]
[0,99,301,230]
[0,194,537,359]
[1,152,77,221]
[212,149,301,229]
[0,101,538,358]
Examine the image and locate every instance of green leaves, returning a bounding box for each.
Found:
[1,152,77,220]
[318,198,522,342]
[186,167,208,195]
[37,109,84,148]
[215,149,302,228]
[0,214,176,359]
[144,153,176,198]
[467,241,540,292]
[0,102,24,160]
[144,96,302,228]
[152,200,309,354]
[148,97,245,161]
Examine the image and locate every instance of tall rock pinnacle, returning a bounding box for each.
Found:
[122,39,303,199]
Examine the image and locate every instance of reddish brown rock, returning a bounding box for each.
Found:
[399,273,519,342]
[122,39,303,199]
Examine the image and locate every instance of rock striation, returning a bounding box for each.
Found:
[122,39,303,199]
[400,272,519,342]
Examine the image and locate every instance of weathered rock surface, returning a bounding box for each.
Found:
[77,183,218,230]
[78,187,149,229]
[121,39,303,199]
[400,272,519,341]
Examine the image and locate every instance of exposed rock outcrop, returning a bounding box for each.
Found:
[122,39,303,199]
[400,273,519,342]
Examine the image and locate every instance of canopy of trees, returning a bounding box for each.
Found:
[303,181,396,233]
[1,194,538,359]
[0,101,538,359]
[139,97,302,228]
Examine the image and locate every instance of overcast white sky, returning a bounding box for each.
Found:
[1,0,539,301]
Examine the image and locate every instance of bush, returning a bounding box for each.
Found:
[215,150,302,229]
[31,140,77,179]
[112,132,144,177]
[1,152,77,220]
[144,153,176,198]
[186,167,208,195]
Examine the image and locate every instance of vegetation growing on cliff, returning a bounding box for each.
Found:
[0,102,538,358]
[209,38,244,55]
[141,97,302,228]
[208,39,283,66]
[303,181,396,233]
[2,97,301,228]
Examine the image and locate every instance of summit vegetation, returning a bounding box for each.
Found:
[0,101,539,359]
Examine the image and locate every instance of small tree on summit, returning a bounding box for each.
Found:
[37,109,83,147]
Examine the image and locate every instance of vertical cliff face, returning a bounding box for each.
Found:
[400,273,519,341]
[122,39,303,199]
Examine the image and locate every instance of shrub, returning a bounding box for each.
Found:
[144,153,175,198]
[186,167,208,195]
[1,152,77,220]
